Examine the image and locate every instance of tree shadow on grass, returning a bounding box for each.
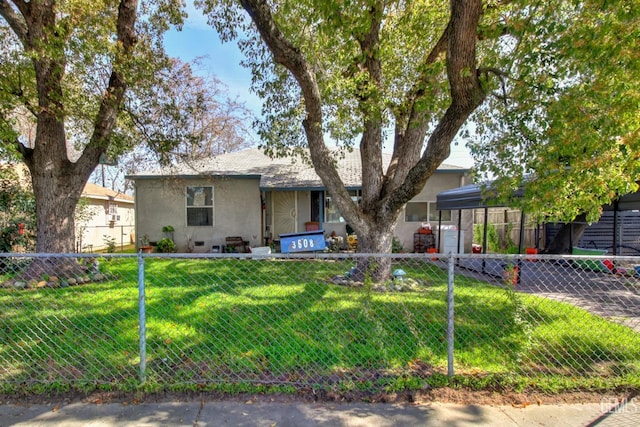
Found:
[3,256,639,395]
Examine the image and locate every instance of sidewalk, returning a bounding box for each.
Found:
[1,398,636,427]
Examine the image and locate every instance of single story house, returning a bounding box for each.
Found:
[0,162,135,252]
[77,183,135,252]
[127,148,472,253]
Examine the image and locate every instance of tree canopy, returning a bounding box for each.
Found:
[469,0,640,223]
[0,0,253,252]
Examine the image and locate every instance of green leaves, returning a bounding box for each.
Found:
[469,0,640,223]
[202,0,453,148]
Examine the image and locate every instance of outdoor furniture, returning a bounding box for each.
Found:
[225,236,249,253]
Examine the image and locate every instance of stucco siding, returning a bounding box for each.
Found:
[395,173,472,252]
[134,177,262,252]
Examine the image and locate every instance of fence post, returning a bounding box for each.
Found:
[447,254,455,377]
[138,252,147,383]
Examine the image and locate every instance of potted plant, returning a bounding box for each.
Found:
[502,263,519,286]
[525,247,538,261]
[162,225,175,240]
[139,234,153,253]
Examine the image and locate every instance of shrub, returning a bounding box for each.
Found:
[102,235,116,253]
[156,238,176,253]
[392,236,404,253]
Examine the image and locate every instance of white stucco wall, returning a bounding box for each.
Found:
[133,176,262,252]
[77,199,135,252]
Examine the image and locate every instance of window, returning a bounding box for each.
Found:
[186,186,213,226]
[325,190,361,222]
[405,201,452,222]
[430,204,452,222]
[405,202,429,222]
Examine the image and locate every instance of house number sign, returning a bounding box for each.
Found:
[279,230,326,253]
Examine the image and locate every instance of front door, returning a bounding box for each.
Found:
[272,191,298,238]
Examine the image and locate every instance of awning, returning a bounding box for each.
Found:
[437,182,640,212]
[436,183,524,211]
[604,191,640,211]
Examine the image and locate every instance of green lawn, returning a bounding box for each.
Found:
[1,256,639,395]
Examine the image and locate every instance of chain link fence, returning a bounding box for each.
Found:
[1,252,639,395]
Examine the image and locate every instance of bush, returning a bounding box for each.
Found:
[102,235,116,253]
[156,238,176,253]
[392,236,404,253]
[473,223,501,253]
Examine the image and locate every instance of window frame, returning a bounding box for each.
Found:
[186,186,214,227]
[404,201,452,223]
[324,190,361,223]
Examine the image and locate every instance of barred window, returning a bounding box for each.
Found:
[186,186,214,226]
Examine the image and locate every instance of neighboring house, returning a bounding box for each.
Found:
[77,183,135,252]
[1,162,135,252]
[127,148,471,252]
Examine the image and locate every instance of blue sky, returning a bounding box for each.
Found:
[162,3,474,168]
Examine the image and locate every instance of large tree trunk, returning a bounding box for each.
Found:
[543,213,589,254]
[31,167,85,253]
[25,105,90,253]
[353,218,398,282]
[241,0,485,281]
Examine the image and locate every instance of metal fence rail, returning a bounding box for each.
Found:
[1,252,639,394]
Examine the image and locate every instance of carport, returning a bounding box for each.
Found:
[435,183,528,255]
[436,183,640,256]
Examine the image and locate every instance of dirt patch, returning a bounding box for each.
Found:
[0,388,629,408]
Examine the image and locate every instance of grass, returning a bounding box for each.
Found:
[1,256,639,396]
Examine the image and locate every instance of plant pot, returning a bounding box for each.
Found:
[525,247,538,262]
[502,266,519,285]
[139,246,153,254]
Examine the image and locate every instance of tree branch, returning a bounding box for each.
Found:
[0,0,28,44]
[240,0,364,230]
[387,0,486,213]
[386,20,451,192]
[355,1,385,211]
[77,0,139,177]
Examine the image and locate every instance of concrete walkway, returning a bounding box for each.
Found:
[456,257,640,332]
[1,398,637,426]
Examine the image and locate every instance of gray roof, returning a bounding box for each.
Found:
[129,147,468,190]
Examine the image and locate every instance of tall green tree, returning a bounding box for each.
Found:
[0,0,184,253]
[204,0,487,278]
[204,0,639,270]
[469,1,640,224]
